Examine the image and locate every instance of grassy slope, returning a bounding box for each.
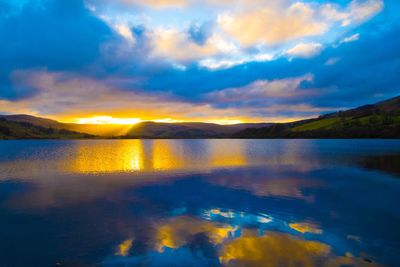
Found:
[291,115,400,132]
[292,118,340,131]
[290,96,400,133]
[235,95,400,138]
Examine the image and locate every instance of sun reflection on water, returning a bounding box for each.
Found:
[0,140,258,177]
[71,140,145,173]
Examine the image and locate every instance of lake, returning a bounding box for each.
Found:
[0,139,399,267]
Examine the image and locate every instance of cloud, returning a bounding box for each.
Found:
[218,2,327,46]
[324,57,340,66]
[150,27,240,62]
[0,0,113,100]
[0,0,397,123]
[150,28,217,61]
[139,17,400,112]
[207,75,314,103]
[286,43,323,59]
[1,69,286,123]
[199,53,273,70]
[341,33,360,43]
[91,0,188,9]
[113,23,136,42]
[321,0,383,26]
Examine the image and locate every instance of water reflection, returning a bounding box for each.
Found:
[115,239,134,257]
[358,154,400,176]
[0,140,252,177]
[206,170,324,201]
[219,231,331,267]
[0,140,399,266]
[155,216,236,251]
[104,210,385,267]
[289,222,323,234]
[1,139,400,178]
[72,140,145,173]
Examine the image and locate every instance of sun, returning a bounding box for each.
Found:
[76,116,142,125]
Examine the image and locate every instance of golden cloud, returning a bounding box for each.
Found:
[218,2,327,46]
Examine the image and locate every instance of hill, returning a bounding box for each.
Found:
[0,115,132,137]
[124,121,272,138]
[1,95,399,139]
[0,115,271,138]
[0,114,62,128]
[0,118,94,139]
[235,95,400,138]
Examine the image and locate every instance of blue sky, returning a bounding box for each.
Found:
[0,0,399,123]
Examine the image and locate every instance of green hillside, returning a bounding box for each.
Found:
[292,117,341,131]
[235,95,400,138]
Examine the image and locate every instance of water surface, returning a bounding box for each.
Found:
[0,139,399,266]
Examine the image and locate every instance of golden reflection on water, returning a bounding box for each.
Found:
[151,140,185,171]
[71,140,145,173]
[115,238,134,257]
[113,214,384,267]
[0,140,254,177]
[208,140,246,168]
[219,231,331,267]
[155,216,236,252]
[0,140,327,178]
[289,222,323,234]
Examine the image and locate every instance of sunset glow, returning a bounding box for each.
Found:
[76,116,142,125]
[0,1,399,265]
[0,0,398,123]
[74,116,245,125]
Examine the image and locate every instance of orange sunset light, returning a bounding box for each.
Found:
[71,116,247,125]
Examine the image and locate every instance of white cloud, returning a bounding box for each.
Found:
[341,33,360,43]
[199,53,273,70]
[286,42,323,59]
[325,57,340,66]
[150,28,219,61]
[115,24,135,42]
[322,0,383,27]
[96,0,188,8]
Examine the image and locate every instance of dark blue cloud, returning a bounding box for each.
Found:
[0,0,113,99]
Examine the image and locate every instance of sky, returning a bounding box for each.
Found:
[0,0,399,124]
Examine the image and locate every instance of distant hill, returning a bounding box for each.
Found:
[235,95,400,138]
[0,114,62,128]
[0,114,271,138]
[0,114,131,137]
[0,118,94,139]
[124,121,272,138]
